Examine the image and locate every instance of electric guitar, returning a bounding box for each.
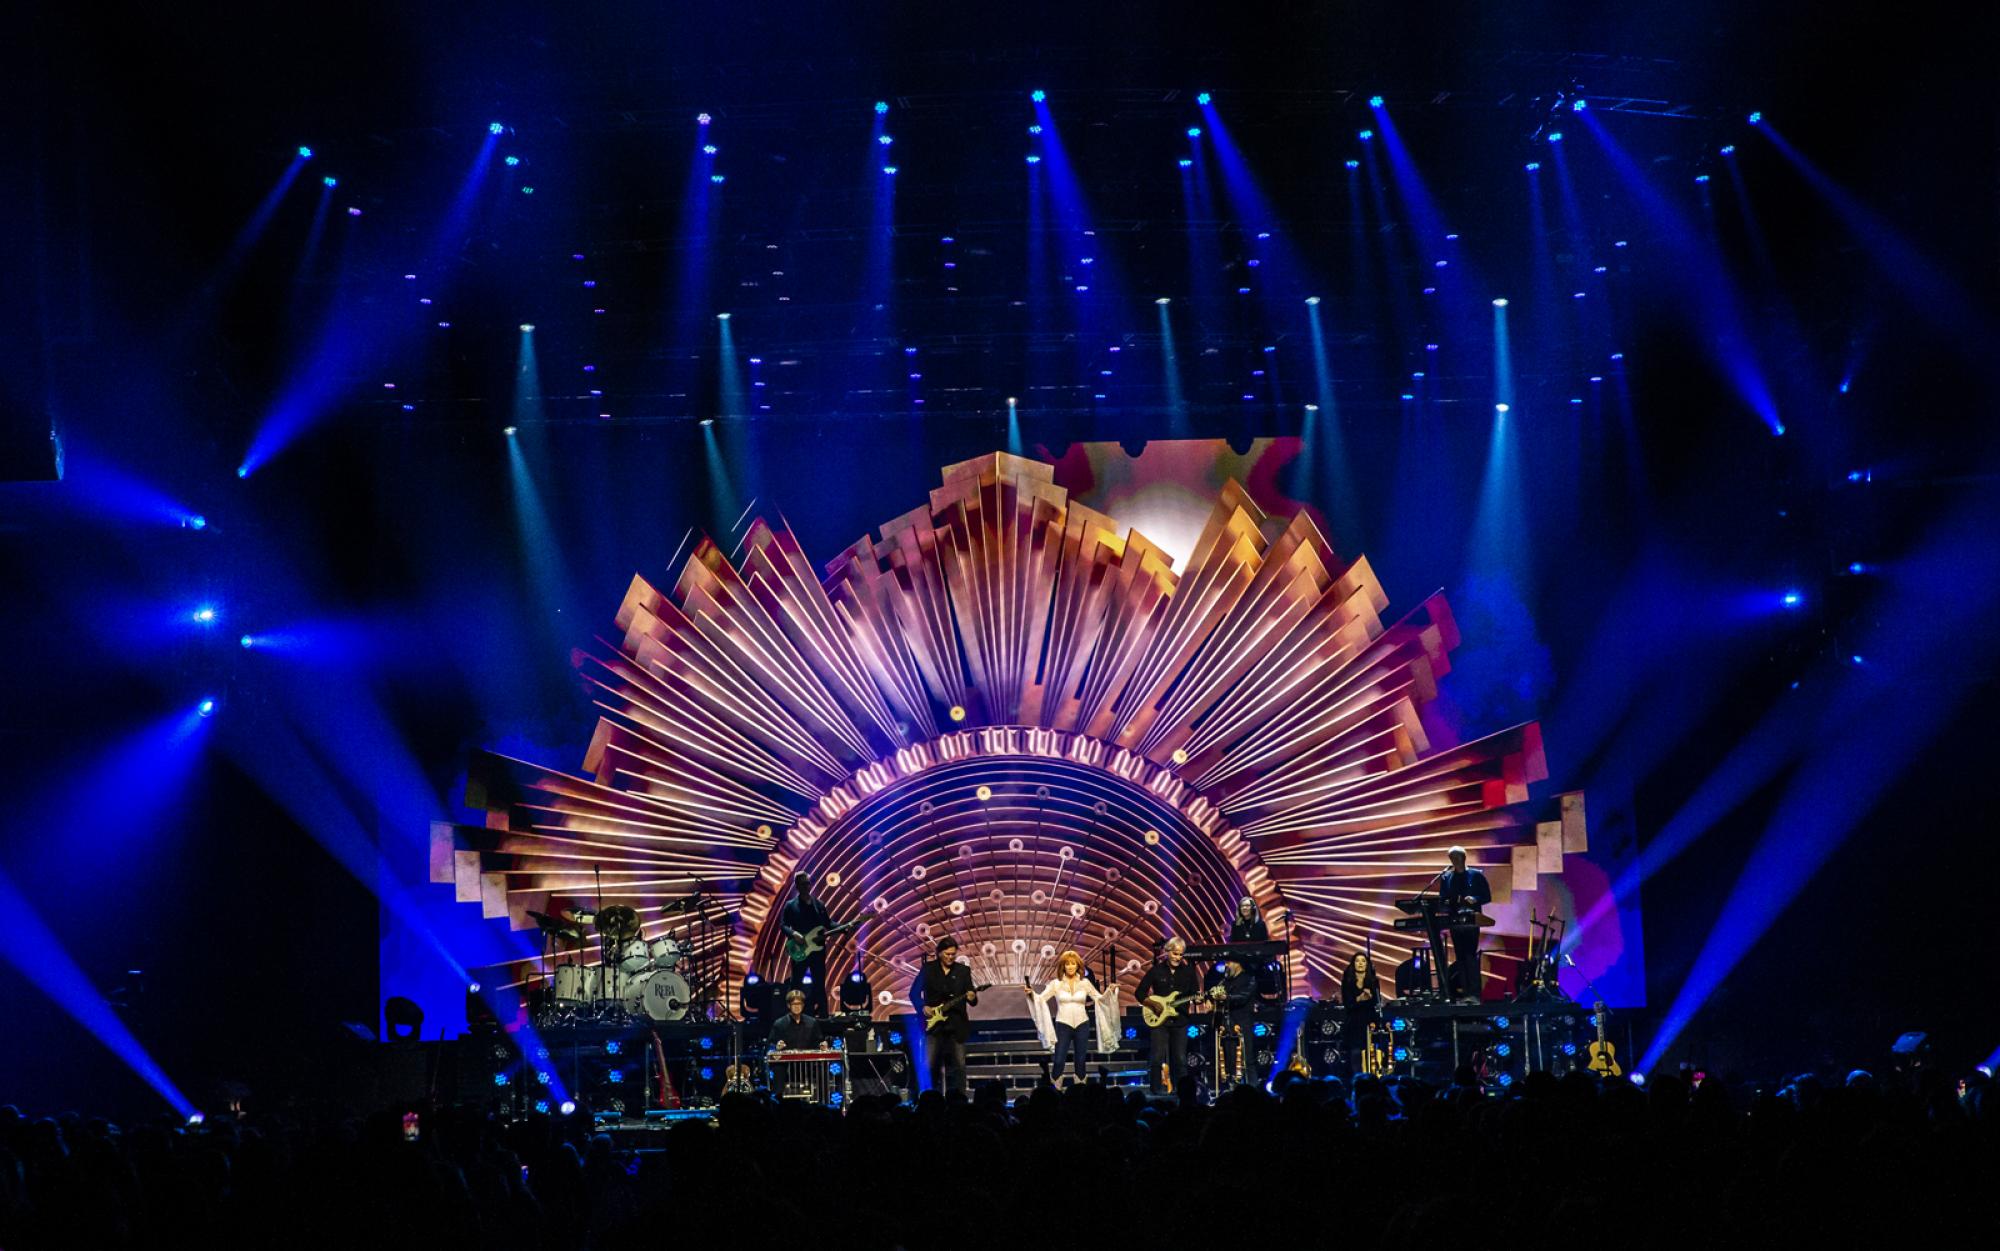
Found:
[1139,990,1205,1029]
[923,982,993,1031]
[783,911,877,964]
[1586,1000,1622,1076]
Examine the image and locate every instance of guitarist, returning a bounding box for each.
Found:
[1136,937,1198,1094]
[916,936,979,1096]
[780,871,834,1015]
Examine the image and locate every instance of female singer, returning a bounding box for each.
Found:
[1025,950,1104,1085]
[1229,896,1268,944]
[1341,950,1383,1073]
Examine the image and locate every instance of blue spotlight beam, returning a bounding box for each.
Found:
[0,865,195,1116]
[1641,493,2000,1072]
[241,129,500,477]
[1579,113,1782,434]
[1155,301,1187,435]
[1757,124,1998,355]
[1303,301,1361,550]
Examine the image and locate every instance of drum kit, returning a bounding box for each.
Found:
[527,901,701,1025]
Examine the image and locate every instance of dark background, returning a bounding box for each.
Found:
[2,1,1996,1117]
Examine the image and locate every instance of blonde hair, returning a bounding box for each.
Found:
[1056,950,1083,978]
[1165,936,1186,954]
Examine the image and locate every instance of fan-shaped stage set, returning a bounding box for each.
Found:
[432,442,1596,1107]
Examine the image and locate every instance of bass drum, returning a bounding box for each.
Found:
[641,971,691,1022]
[618,969,652,1015]
[647,937,683,970]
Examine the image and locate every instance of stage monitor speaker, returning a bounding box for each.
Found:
[846,1049,909,1099]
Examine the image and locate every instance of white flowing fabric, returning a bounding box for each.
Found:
[1025,987,1055,1050]
[1026,981,1120,1053]
[1092,984,1120,1045]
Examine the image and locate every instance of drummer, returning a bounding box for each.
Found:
[768,989,823,1050]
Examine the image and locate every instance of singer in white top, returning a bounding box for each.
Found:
[1023,949,1105,1085]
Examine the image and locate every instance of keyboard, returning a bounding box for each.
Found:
[1391,911,1495,930]
[1173,941,1288,966]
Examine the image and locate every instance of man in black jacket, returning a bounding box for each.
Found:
[916,936,978,1096]
[1215,957,1261,1089]
[1439,846,1492,1003]
[1137,937,1198,1094]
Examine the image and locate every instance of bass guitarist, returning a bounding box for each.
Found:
[915,935,979,1096]
[780,871,833,1014]
[1136,937,1199,1094]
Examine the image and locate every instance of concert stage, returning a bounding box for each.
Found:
[414,444,1626,1114]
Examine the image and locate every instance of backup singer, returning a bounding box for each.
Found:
[768,988,824,1050]
[1230,895,1278,998]
[1340,951,1382,1073]
[1214,956,1260,1087]
[779,871,833,1015]
[917,936,978,1096]
[1026,949,1103,1085]
[1228,896,1268,945]
[1137,937,1198,1094]
[1440,846,1492,1003]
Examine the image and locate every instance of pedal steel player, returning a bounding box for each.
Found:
[916,936,979,1096]
[768,988,824,1051]
[1136,937,1199,1095]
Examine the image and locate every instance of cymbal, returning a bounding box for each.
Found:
[527,910,587,943]
[595,904,641,939]
[659,893,707,914]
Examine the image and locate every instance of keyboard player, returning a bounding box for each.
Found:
[1440,846,1492,1003]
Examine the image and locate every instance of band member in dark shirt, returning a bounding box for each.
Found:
[1136,937,1199,1094]
[1229,895,1278,997]
[768,989,823,1050]
[1439,846,1492,1003]
[1213,957,1260,1088]
[1340,951,1383,1073]
[1228,896,1268,945]
[779,871,834,1015]
[916,935,978,1096]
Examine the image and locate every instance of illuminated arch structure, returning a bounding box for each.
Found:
[433,450,1586,1011]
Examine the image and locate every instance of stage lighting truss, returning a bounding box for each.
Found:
[435,450,1586,1007]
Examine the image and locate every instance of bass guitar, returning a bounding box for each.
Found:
[923,982,993,1032]
[783,911,877,964]
[1586,1000,1622,1076]
[1139,990,1205,1029]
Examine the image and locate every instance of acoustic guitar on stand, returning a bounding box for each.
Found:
[1586,1001,1622,1076]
